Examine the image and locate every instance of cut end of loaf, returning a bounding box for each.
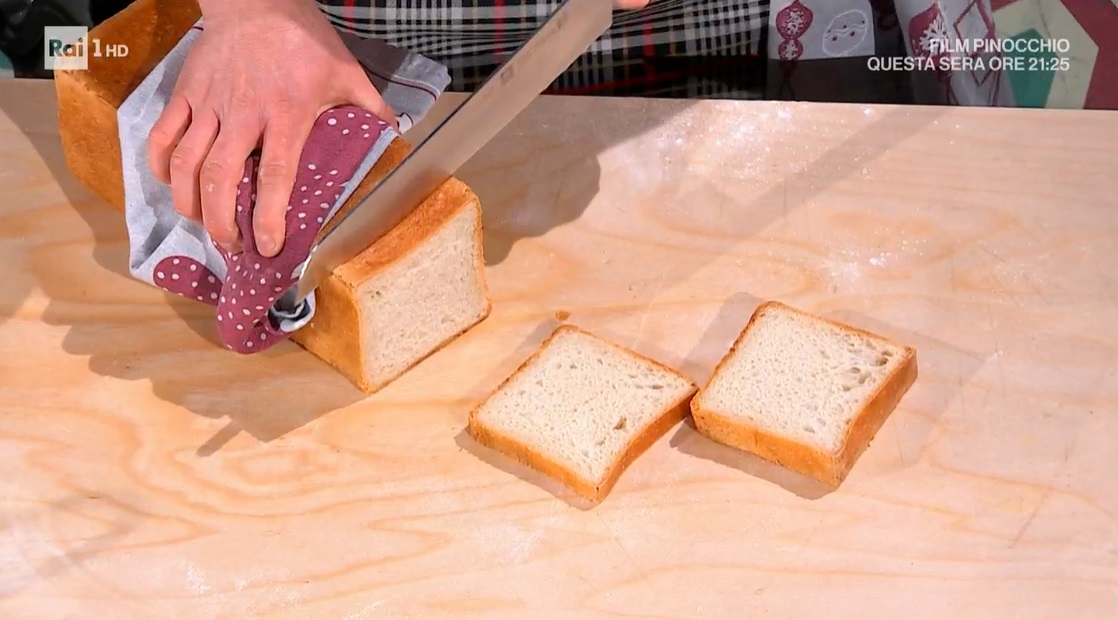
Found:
[293,177,491,394]
[467,325,697,504]
[691,301,917,487]
[356,201,490,388]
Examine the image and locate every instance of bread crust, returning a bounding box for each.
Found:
[55,0,203,210]
[466,325,698,505]
[690,301,918,488]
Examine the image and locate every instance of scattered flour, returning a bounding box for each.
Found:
[471,522,543,565]
[184,561,212,595]
[602,103,789,183]
[342,598,388,620]
[827,254,864,285]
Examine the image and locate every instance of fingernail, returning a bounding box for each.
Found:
[225,235,243,254]
[258,234,279,257]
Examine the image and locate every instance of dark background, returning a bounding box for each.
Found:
[2,1,1110,109]
[1,0,131,71]
[0,0,912,105]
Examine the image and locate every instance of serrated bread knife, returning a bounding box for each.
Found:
[291,0,614,303]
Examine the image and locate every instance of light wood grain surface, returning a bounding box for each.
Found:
[1,79,1116,619]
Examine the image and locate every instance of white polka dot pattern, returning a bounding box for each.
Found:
[149,105,392,353]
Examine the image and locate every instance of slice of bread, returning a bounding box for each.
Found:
[53,0,491,393]
[467,325,698,504]
[690,301,917,487]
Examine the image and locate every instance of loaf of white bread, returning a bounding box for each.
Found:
[691,302,918,487]
[54,0,491,393]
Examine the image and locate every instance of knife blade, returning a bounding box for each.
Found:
[291,0,614,304]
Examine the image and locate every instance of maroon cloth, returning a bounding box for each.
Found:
[151,105,393,352]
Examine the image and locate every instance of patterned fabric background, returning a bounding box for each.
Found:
[318,0,771,98]
[991,0,1118,109]
[317,0,1118,108]
[769,0,1013,106]
[2,0,1116,109]
[770,0,1118,109]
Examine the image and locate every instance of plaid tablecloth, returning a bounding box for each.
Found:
[318,0,1116,108]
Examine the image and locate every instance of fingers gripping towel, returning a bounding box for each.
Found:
[117,21,450,353]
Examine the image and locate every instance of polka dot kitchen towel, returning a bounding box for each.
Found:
[117,20,451,353]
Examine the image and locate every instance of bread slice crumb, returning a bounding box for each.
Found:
[691,301,917,487]
[467,325,697,504]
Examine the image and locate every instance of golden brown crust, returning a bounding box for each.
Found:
[56,69,123,209]
[287,267,365,387]
[287,137,409,391]
[466,325,698,505]
[55,0,202,211]
[837,345,917,482]
[332,181,481,283]
[594,396,692,501]
[690,301,918,488]
[312,138,489,288]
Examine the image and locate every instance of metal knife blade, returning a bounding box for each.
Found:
[291,0,614,303]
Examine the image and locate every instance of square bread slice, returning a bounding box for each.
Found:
[691,301,917,487]
[467,325,698,504]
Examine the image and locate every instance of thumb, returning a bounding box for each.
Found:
[345,70,399,131]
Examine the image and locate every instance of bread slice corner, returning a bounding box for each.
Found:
[690,301,917,487]
[467,325,698,504]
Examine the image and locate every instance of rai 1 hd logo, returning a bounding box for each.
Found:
[44,26,130,71]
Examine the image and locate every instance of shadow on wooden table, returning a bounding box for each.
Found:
[451,316,597,510]
[528,102,949,384]
[0,493,138,597]
[820,307,991,473]
[451,103,952,503]
[541,105,950,498]
[474,99,949,287]
[0,89,362,456]
[461,96,705,266]
[0,88,97,328]
[667,296,991,500]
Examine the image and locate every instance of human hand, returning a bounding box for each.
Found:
[147,0,394,257]
[614,0,651,7]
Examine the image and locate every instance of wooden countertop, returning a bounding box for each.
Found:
[1,79,1116,618]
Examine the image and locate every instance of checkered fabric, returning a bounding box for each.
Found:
[316,0,770,98]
